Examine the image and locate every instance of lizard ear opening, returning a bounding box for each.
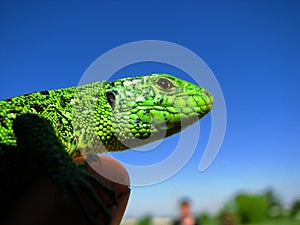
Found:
[106,92,115,111]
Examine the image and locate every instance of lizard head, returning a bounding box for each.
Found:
[100,73,214,151]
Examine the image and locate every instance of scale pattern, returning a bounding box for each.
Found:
[0,74,214,157]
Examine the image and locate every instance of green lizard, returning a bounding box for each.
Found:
[0,73,214,224]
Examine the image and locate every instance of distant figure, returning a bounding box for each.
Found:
[173,199,199,225]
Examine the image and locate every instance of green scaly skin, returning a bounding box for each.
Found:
[0,73,214,156]
[0,73,214,224]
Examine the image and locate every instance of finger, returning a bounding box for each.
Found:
[74,155,131,225]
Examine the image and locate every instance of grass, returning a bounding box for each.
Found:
[246,218,300,225]
[201,218,300,225]
[121,217,300,225]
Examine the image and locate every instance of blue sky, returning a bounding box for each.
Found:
[1,0,300,218]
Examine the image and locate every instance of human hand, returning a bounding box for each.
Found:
[3,155,130,225]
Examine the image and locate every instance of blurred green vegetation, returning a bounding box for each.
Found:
[197,189,300,225]
[234,193,269,223]
[130,189,300,225]
[246,218,300,225]
[198,218,300,225]
[291,199,300,219]
[136,215,152,225]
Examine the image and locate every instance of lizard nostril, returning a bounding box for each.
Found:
[203,90,211,97]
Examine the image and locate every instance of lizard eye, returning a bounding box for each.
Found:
[156,78,175,91]
[106,92,115,110]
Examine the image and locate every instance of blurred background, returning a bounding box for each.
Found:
[1,1,300,225]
